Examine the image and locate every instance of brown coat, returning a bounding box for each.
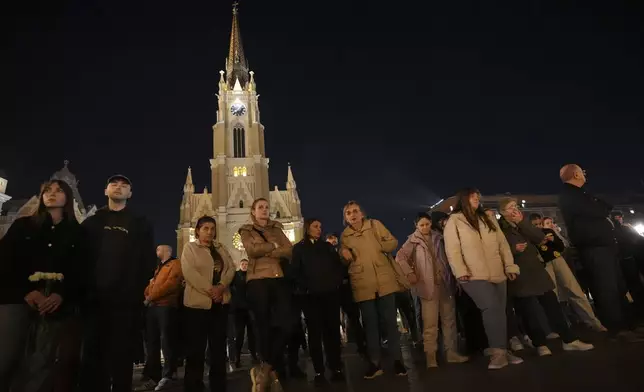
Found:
[341,219,399,302]
[144,258,183,307]
[239,219,293,282]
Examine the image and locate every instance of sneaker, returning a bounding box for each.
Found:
[363,362,384,379]
[314,373,328,387]
[394,360,408,376]
[562,340,594,351]
[614,330,644,343]
[509,336,524,351]
[523,335,535,349]
[488,350,508,370]
[446,351,469,364]
[134,379,157,392]
[591,324,608,332]
[155,378,174,391]
[506,351,524,365]
[537,346,552,356]
[483,347,493,357]
[546,332,560,340]
[330,369,346,382]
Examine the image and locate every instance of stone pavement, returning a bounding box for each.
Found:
[135,330,644,392]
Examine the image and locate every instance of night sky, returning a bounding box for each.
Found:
[2,0,643,247]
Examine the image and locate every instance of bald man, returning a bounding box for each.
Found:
[558,165,643,342]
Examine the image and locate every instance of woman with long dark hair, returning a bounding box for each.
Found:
[181,215,235,392]
[292,218,345,385]
[340,201,407,379]
[238,198,294,392]
[443,188,522,370]
[0,179,87,392]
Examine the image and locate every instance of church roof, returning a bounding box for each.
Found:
[226,2,249,90]
[50,160,86,213]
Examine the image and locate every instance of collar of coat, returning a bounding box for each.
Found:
[239,218,284,234]
[343,218,374,237]
[408,230,432,246]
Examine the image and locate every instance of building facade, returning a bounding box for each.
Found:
[176,4,303,264]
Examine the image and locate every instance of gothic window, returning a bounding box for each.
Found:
[241,167,247,177]
[275,211,281,218]
[239,200,244,208]
[189,228,196,243]
[233,167,239,177]
[233,126,246,158]
[232,232,245,251]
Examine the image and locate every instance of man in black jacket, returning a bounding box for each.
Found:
[230,259,258,368]
[80,175,157,392]
[558,164,643,342]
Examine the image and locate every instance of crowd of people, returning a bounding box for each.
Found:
[1,163,644,392]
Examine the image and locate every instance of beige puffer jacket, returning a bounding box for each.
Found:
[181,241,235,309]
[443,212,519,283]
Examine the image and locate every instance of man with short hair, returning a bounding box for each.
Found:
[558,164,643,342]
[136,245,183,391]
[80,175,157,392]
[230,258,258,368]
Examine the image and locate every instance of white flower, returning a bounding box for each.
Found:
[28,272,42,282]
[27,271,65,282]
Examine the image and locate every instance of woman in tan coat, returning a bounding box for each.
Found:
[239,198,293,392]
[340,201,407,379]
[443,188,522,370]
[181,215,235,392]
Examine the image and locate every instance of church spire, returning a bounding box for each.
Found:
[183,167,195,193]
[226,1,249,89]
[287,163,296,189]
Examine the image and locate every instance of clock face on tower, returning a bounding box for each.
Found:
[230,102,247,116]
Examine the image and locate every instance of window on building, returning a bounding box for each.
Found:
[241,166,247,176]
[233,167,239,177]
[282,228,295,243]
[232,232,245,251]
[233,126,246,158]
[239,200,244,208]
[189,228,196,243]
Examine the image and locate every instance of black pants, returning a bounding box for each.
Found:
[580,246,629,332]
[514,290,576,347]
[183,305,228,392]
[303,292,342,374]
[80,305,140,392]
[143,306,178,382]
[246,279,293,369]
[455,290,488,353]
[620,256,644,316]
[339,283,367,355]
[506,295,522,339]
[287,295,306,369]
[234,308,257,360]
[395,290,419,341]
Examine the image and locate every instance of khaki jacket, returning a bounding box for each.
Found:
[181,241,235,309]
[341,219,399,302]
[443,213,519,283]
[239,219,293,282]
[144,258,183,307]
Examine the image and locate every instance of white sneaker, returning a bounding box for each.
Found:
[537,346,552,356]
[522,335,535,348]
[155,378,173,391]
[546,332,560,340]
[506,351,524,365]
[562,340,594,352]
[509,336,524,351]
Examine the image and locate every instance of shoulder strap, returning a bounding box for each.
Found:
[252,227,269,243]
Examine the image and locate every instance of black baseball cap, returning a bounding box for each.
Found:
[107,174,132,187]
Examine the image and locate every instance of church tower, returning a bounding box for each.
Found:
[177,2,303,262]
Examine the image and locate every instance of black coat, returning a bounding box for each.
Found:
[0,215,88,311]
[291,238,345,295]
[82,206,156,307]
[558,183,616,248]
[230,270,249,310]
[499,217,555,298]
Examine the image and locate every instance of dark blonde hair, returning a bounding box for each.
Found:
[453,188,497,233]
[250,198,269,218]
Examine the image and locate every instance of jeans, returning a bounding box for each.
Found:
[143,306,178,382]
[395,290,420,342]
[246,279,293,370]
[514,290,577,347]
[303,292,342,374]
[0,304,30,392]
[579,246,629,332]
[461,281,507,350]
[183,305,228,392]
[359,293,401,364]
[80,305,141,392]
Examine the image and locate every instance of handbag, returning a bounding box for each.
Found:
[369,219,411,291]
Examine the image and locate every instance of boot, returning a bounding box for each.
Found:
[426,352,438,368]
[250,363,272,392]
[446,350,469,364]
[269,370,284,392]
